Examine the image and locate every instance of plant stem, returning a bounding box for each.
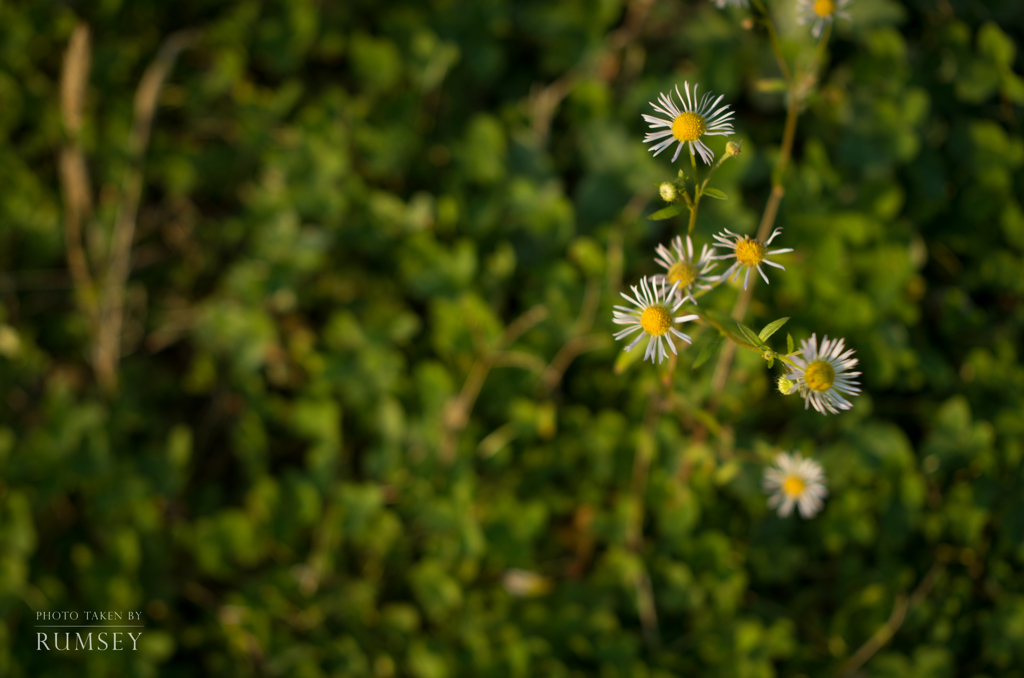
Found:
[440,305,548,462]
[627,387,663,649]
[688,148,700,234]
[815,23,833,68]
[710,63,806,399]
[839,559,945,676]
[750,0,791,84]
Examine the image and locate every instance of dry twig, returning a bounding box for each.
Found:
[530,0,654,145]
[839,559,946,676]
[439,305,549,462]
[58,23,197,392]
[59,25,97,323]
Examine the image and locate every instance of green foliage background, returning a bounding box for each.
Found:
[2,0,1023,675]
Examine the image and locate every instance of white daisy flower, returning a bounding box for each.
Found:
[651,235,718,305]
[763,451,828,518]
[613,277,700,364]
[643,82,735,165]
[782,333,862,415]
[712,0,750,7]
[796,0,852,39]
[712,227,793,290]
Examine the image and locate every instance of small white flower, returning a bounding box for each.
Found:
[796,0,852,39]
[651,235,718,305]
[763,452,828,518]
[613,277,700,364]
[643,82,735,165]
[712,227,793,289]
[783,333,862,415]
[712,0,750,7]
[501,569,553,597]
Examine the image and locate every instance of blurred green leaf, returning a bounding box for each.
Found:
[648,205,684,220]
[692,334,723,369]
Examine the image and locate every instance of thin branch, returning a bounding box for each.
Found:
[492,350,548,374]
[58,24,97,321]
[542,333,609,392]
[439,305,548,463]
[543,184,646,394]
[530,0,654,145]
[60,25,91,136]
[749,0,792,84]
[839,560,946,676]
[627,389,663,650]
[500,304,550,348]
[710,77,801,400]
[634,565,661,651]
[542,276,605,392]
[609,189,651,297]
[93,29,198,391]
[710,24,836,401]
[627,390,661,549]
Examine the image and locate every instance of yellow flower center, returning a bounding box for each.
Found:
[667,261,698,289]
[782,475,805,497]
[734,238,765,267]
[672,111,706,142]
[804,360,836,391]
[813,0,835,17]
[640,305,672,337]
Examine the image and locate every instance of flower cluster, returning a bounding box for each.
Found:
[619,78,862,414]
[613,1,859,521]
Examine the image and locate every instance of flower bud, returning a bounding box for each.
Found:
[726,140,743,157]
[777,376,796,395]
[659,182,678,203]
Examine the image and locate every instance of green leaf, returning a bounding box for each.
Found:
[786,333,795,355]
[735,321,765,347]
[692,336,723,369]
[702,187,728,200]
[759,317,790,342]
[978,22,1015,69]
[614,339,647,374]
[755,78,788,93]
[1005,72,1024,104]
[648,205,683,220]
